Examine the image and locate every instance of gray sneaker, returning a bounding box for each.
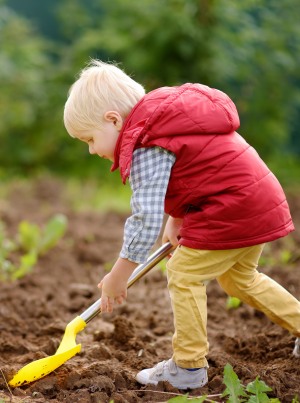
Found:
[293,338,300,357]
[136,359,208,389]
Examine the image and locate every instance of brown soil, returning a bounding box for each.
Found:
[0,178,300,403]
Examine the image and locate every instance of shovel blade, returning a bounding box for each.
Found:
[9,345,81,387]
[9,316,86,387]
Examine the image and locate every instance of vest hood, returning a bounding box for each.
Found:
[111,83,240,183]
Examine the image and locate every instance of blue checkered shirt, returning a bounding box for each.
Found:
[120,146,176,264]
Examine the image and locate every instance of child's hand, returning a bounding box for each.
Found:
[98,272,127,313]
[98,257,138,313]
[162,216,183,246]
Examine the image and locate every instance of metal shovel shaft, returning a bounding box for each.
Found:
[80,242,176,324]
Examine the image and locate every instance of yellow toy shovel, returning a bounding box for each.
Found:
[9,242,175,387]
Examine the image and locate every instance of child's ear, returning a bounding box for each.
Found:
[104,111,123,131]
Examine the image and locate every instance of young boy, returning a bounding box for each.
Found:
[64,60,300,390]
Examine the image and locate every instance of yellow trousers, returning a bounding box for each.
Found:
[166,244,300,368]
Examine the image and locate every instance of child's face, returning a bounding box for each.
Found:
[76,112,123,162]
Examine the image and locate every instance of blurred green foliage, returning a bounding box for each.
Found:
[226,296,242,309]
[0,214,67,281]
[211,0,300,158]
[18,214,67,255]
[0,4,50,170]
[1,0,300,184]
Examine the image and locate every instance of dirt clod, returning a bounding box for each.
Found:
[42,338,60,355]
[89,375,115,395]
[73,378,91,389]
[70,388,91,402]
[115,373,127,390]
[113,316,135,343]
[13,387,27,396]
[90,391,109,403]
[88,345,112,360]
[64,372,81,390]
[69,283,94,298]
[163,381,180,393]
[115,350,126,361]
[39,320,66,336]
[111,392,126,403]
[208,375,225,392]
[94,330,107,341]
[121,390,138,403]
[30,376,60,398]
[56,390,70,401]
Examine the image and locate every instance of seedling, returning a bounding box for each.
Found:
[280,249,292,264]
[221,364,287,403]
[18,214,67,255]
[0,214,67,282]
[246,375,273,403]
[227,296,242,309]
[222,363,248,403]
[12,251,37,280]
[18,221,40,253]
[167,393,207,403]
[162,364,294,402]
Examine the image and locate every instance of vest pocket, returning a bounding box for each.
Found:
[182,206,203,228]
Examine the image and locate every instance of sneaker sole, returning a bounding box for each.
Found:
[136,373,208,389]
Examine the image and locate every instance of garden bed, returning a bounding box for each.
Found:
[0,179,300,403]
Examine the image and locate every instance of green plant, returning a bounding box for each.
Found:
[279,249,292,265]
[246,376,273,403]
[0,214,67,282]
[222,363,249,403]
[226,296,242,309]
[258,255,277,267]
[221,364,281,403]
[18,214,68,255]
[0,220,17,281]
[168,393,207,402]
[161,364,297,403]
[18,221,40,253]
[258,237,298,268]
[11,251,38,280]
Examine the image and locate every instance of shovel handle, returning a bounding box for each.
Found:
[80,242,176,324]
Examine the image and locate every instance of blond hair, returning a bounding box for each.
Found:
[64,60,145,136]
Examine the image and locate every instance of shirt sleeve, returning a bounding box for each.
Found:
[120,146,176,264]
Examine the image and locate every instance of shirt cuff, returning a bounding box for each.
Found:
[119,249,147,264]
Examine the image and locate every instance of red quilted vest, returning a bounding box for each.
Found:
[111,84,294,250]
